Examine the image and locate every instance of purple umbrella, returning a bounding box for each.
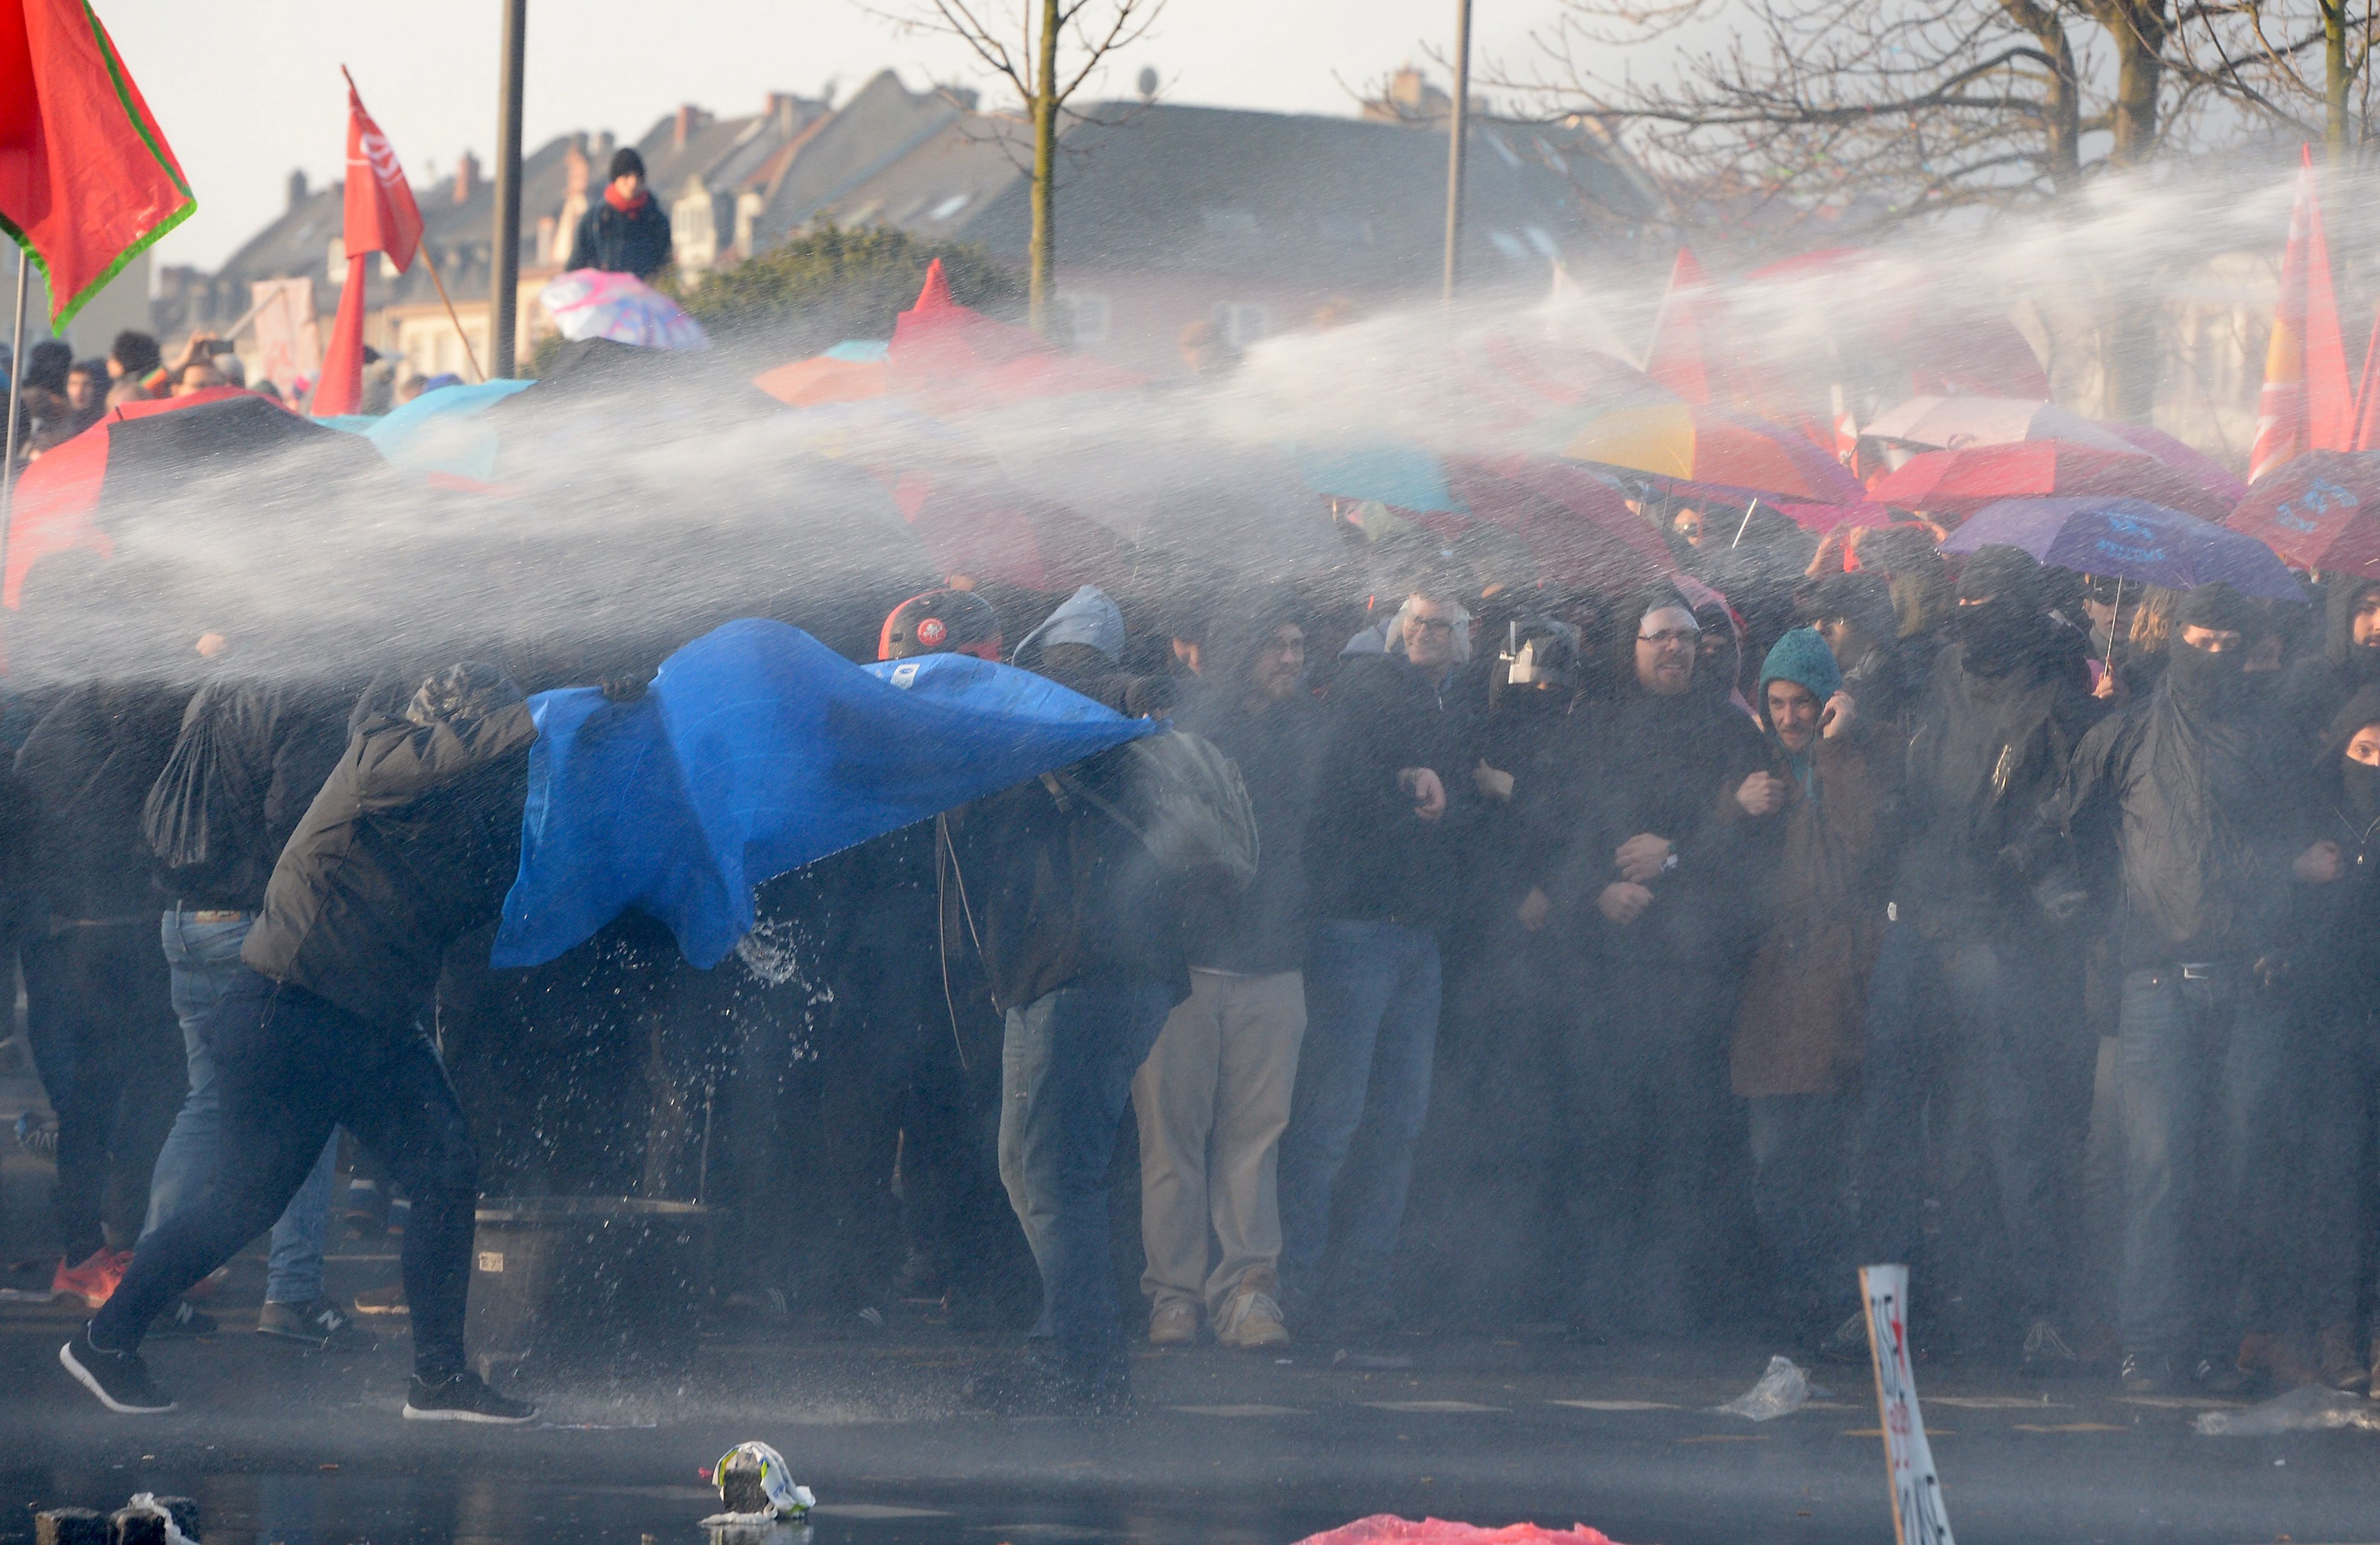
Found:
[1942,496,2301,602]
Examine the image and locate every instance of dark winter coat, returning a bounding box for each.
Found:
[944,648,1186,1013]
[242,702,537,1030]
[1304,654,1476,931]
[1731,724,1904,1097]
[2278,685,2380,1006]
[143,679,350,912]
[1172,679,1324,975]
[2043,676,2309,971]
[2280,575,2380,748]
[566,196,674,280]
[1892,636,2100,941]
[15,680,192,919]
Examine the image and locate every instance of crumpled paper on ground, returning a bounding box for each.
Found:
[1714,1355,1818,1420]
[2194,1385,2380,1436]
[1296,1516,1626,1544]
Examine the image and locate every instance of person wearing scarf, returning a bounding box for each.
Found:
[567,148,675,280]
[1730,628,1902,1349]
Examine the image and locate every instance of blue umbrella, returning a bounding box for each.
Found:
[1942,496,2301,602]
[1292,442,1464,513]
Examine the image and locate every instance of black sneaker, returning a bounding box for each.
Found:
[402,1370,536,1424]
[148,1299,217,1340]
[258,1297,376,1351]
[59,1328,175,1413]
[2191,1353,2253,1396]
[2119,1350,2175,1395]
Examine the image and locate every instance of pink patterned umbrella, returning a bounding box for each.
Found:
[538,269,711,351]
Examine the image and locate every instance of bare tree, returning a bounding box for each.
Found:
[878,0,1166,332]
[2171,2,2379,161]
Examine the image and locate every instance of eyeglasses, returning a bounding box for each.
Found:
[1637,628,1701,646]
[1409,618,1457,636]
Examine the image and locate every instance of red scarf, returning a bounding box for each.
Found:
[604,183,650,215]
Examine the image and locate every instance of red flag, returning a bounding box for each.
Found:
[311,254,369,418]
[2250,146,2355,482]
[2352,309,2380,453]
[340,67,421,271]
[1644,248,1718,405]
[0,0,195,329]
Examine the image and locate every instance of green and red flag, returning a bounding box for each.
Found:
[0,0,195,329]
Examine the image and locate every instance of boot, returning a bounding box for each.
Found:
[2235,1330,2319,1389]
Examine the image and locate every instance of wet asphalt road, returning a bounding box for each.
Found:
[7,1264,2380,1545]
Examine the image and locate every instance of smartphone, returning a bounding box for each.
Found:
[202,338,239,355]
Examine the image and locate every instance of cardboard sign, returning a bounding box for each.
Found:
[1861,1263,1954,1545]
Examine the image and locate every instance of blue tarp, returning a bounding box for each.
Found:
[491,618,1161,970]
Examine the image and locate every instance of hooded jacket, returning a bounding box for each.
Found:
[2042,654,2309,970]
[16,680,193,920]
[1892,621,2100,940]
[242,671,537,1030]
[144,678,351,912]
[2281,685,2380,1006]
[2280,575,2380,747]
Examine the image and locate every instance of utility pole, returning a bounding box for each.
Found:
[1442,0,1474,302]
[491,0,528,376]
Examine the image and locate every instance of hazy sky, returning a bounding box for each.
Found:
[100,0,1572,272]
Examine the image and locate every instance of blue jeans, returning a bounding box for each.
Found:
[997,970,1175,1382]
[2114,965,2286,1361]
[142,909,338,1305]
[96,969,480,1380]
[1858,924,2088,1322]
[1277,920,1442,1315]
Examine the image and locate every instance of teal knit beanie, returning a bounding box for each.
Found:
[1759,626,1843,704]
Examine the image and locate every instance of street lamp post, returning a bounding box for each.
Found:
[491,0,528,377]
[1442,0,1474,302]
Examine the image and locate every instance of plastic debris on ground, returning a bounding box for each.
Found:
[697,1441,815,1527]
[1714,1355,1820,1420]
[1296,1517,1626,1544]
[2193,1385,2380,1436]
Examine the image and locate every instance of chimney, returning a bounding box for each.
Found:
[453,150,479,206]
[766,91,798,137]
[673,104,709,151]
[565,134,590,196]
[288,168,309,209]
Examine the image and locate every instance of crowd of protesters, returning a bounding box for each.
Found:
[3,365,2379,1423]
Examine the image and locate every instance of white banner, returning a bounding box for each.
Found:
[1861,1263,1955,1545]
[248,277,321,398]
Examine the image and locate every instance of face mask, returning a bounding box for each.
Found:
[2344,759,2380,825]
[1956,599,2030,674]
[2166,637,2249,713]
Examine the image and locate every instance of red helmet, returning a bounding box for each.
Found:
[878,588,1003,662]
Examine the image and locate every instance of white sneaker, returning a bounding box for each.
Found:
[1148,1302,1200,1346]
[1214,1285,1291,1349]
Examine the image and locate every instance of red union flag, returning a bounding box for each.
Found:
[2249,147,2353,483]
[0,0,196,329]
[340,65,421,271]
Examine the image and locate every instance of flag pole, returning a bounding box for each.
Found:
[415,245,485,383]
[2,249,28,581]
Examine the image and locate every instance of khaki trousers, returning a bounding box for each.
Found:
[1131,967,1306,1315]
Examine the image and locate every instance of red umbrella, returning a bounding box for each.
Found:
[886,260,1146,413]
[2224,449,2380,576]
[1442,456,1672,591]
[886,468,1125,594]
[1868,440,2233,522]
[5,387,369,606]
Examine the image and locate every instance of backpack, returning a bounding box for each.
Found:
[1050,730,1260,888]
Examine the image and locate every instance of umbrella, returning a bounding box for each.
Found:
[539,269,711,351]
[1442,456,1674,590]
[1864,397,2137,454]
[1776,500,1899,533]
[1558,401,1866,506]
[1863,397,2247,505]
[2224,449,2380,576]
[1293,444,1463,513]
[6,387,386,607]
[752,340,889,407]
[1942,496,2302,602]
[357,378,534,482]
[1869,440,2234,522]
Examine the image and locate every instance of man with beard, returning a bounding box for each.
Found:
[2031,584,2332,1394]
[1545,584,1773,1337]
[2281,576,2380,748]
[1855,545,2100,1371]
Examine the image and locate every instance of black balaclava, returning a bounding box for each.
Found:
[2322,686,2380,826]
[1954,544,2042,678]
[2345,757,2380,826]
[2165,583,2256,716]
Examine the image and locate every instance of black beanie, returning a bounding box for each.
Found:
[1957,544,2040,607]
[608,147,646,182]
[2173,581,2256,638]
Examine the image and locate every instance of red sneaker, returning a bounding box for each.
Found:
[50,1247,131,1309]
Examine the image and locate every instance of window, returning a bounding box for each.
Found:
[326,236,346,278]
[1059,292,1113,346]
[1212,301,1270,348]
[734,191,764,258]
[672,193,715,271]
